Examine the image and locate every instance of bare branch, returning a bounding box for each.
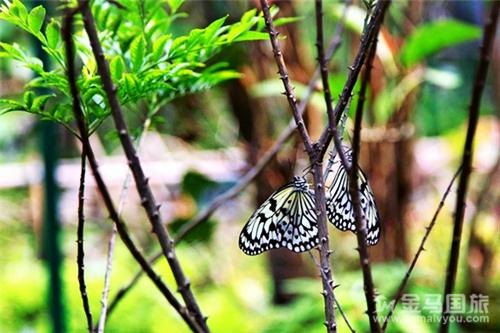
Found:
[76,152,94,332]
[381,167,461,331]
[307,252,356,333]
[96,118,152,332]
[259,0,313,155]
[347,11,386,332]
[77,2,209,331]
[314,0,352,173]
[439,3,500,332]
[62,10,202,333]
[318,0,391,156]
[260,0,337,330]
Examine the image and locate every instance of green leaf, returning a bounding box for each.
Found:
[233,31,269,42]
[152,35,171,62]
[274,16,303,26]
[32,94,54,111]
[0,42,24,60]
[28,5,45,34]
[110,56,125,81]
[167,0,184,13]
[400,20,481,68]
[10,0,29,22]
[129,36,145,72]
[23,91,35,109]
[203,16,227,42]
[45,19,60,49]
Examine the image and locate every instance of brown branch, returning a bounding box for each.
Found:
[307,252,356,333]
[317,0,391,156]
[381,167,462,332]
[439,3,500,332]
[106,4,352,315]
[76,152,94,332]
[347,15,384,332]
[77,2,209,331]
[314,0,352,173]
[260,0,336,331]
[259,0,313,155]
[62,10,202,333]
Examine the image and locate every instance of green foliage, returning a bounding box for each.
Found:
[400,20,481,68]
[0,0,273,135]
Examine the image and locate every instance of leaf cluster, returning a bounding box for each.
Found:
[0,0,277,136]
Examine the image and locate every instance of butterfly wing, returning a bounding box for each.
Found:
[239,178,319,255]
[326,157,381,245]
[326,163,355,231]
[358,169,381,245]
[281,190,319,253]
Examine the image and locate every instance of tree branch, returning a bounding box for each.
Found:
[260,0,337,331]
[76,152,94,332]
[439,3,500,332]
[381,167,462,332]
[307,252,356,333]
[314,0,352,174]
[96,117,152,332]
[77,2,209,331]
[62,10,202,333]
[347,16,384,333]
[317,0,390,156]
[259,0,314,155]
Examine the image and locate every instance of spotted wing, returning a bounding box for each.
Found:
[326,161,381,246]
[239,180,319,255]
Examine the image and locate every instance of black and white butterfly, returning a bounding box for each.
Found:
[239,176,319,255]
[326,149,381,245]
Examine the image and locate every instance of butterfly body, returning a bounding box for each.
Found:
[239,176,319,255]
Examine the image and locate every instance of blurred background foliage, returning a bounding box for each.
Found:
[0,0,499,332]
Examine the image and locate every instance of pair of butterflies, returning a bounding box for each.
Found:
[239,149,380,255]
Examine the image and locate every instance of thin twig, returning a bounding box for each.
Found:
[314,0,352,174]
[439,3,500,332]
[96,118,152,332]
[317,0,391,157]
[106,3,352,314]
[381,167,462,332]
[62,10,202,333]
[77,2,209,331]
[77,152,94,332]
[307,252,356,333]
[259,0,337,330]
[347,11,386,331]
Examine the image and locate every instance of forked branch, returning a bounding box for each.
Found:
[77,1,209,331]
[62,9,203,333]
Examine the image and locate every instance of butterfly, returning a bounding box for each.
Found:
[326,149,381,245]
[239,176,319,255]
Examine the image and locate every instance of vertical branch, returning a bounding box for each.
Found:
[77,2,209,331]
[62,10,203,333]
[317,0,390,155]
[259,0,313,154]
[348,25,382,333]
[96,118,152,332]
[314,0,352,173]
[259,0,336,331]
[439,3,500,332]
[77,152,94,332]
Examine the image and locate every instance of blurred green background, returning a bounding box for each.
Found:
[0,0,499,332]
